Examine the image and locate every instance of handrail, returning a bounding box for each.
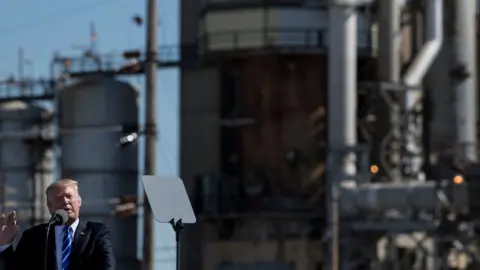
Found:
[0,27,372,100]
[0,78,55,101]
[201,0,328,10]
[49,28,371,78]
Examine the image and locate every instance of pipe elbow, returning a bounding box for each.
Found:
[402,0,443,86]
[403,40,442,86]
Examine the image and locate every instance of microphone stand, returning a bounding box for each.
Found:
[44,222,53,270]
[169,219,184,270]
[44,214,61,270]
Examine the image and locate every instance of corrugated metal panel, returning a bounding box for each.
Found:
[218,262,294,270]
[58,76,139,269]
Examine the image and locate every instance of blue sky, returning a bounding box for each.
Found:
[0,1,179,269]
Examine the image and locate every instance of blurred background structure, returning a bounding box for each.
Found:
[2,0,480,269]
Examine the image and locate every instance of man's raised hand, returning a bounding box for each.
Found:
[0,211,19,245]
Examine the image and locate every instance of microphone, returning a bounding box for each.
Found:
[48,209,69,226]
[45,209,69,270]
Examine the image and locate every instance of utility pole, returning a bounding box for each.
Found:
[18,47,24,92]
[0,175,5,214]
[142,0,157,269]
[90,21,97,55]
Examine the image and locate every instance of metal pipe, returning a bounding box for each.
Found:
[341,181,437,214]
[327,2,358,269]
[425,8,454,153]
[339,181,469,215]
[378,0,401,82]
[328,3,358,185]
[402,0,443,181]
[18,47,24,90]
[403,0,443,102]
[142,0,158,269]
[453,0,477,162]
[403,0,443,86]
[378,0,402,182]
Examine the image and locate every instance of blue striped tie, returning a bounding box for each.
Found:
[61,226,73,270]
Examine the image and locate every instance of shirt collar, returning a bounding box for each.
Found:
[70,218,80,233]
[56,218,80,234]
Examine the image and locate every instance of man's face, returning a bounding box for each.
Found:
[47,185,81,224]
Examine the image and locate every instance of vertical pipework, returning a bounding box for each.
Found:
[453,0,477,163]
[328,3,358,183]
[90,22,97,55]
[402,0,443,181]
[403,0,443,86]
[378,0,402,182]
[378,0,401,82]
[18,47,24,92]
[327,2,358,269]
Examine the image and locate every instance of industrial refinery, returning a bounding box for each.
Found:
[0,0,479,269]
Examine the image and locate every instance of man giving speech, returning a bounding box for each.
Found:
[0,179,115,270]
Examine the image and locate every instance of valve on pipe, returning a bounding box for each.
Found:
[339,180,469,216]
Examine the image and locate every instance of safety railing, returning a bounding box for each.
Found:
[200,0,328,10]
[52,28,372,78]
[0,78,55,101]
[199,28,372,54]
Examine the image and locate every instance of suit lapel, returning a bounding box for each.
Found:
[70,221,91,261]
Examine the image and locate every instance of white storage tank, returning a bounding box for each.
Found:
[0,101,52,229]
[57,76,139,269]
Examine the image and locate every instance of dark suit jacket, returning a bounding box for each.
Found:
[0,221,115,270]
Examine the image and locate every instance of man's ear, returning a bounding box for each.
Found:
[78,196,82,206]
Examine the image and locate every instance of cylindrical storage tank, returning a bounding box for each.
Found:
[57,76,139,269]
[0,101,52,231]
[34,145,54,224]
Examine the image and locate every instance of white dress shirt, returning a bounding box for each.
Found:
[0,218,80,270]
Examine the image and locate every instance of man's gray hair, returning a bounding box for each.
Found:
[45,179,81,200]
